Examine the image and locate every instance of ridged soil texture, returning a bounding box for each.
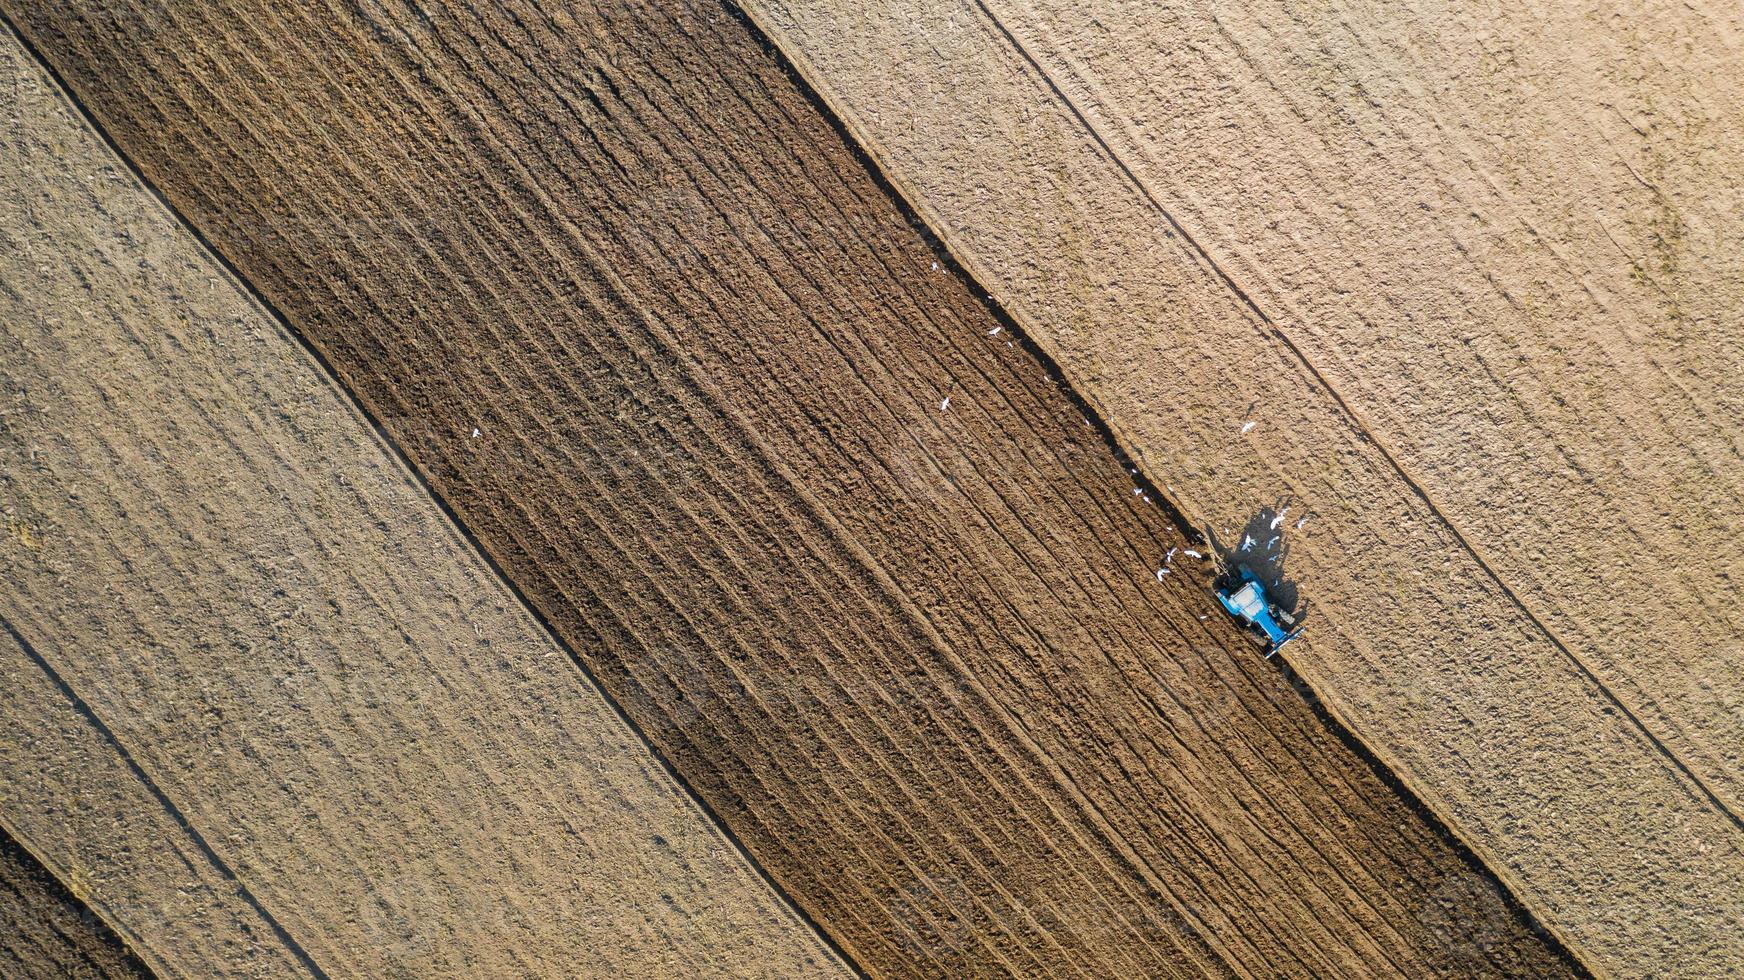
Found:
[1,26,846,978]
[5,1,1579,976]
[733,0,1744,972]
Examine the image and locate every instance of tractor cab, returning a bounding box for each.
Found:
[1215,567,1301,657]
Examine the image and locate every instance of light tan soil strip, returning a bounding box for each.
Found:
[965,0,1744,819]
[0,31,846,979]
[734,0,1744,974]
[0,625,311,978]
[4,0,1579,975]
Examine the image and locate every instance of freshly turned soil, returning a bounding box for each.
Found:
[6,1,1578,976]
[1,30,845,978]
[739,0,1744,972]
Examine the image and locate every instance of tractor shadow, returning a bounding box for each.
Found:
[1205,500,1306,623]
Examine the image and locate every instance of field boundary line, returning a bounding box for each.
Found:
[0,811,160,976]
[0,13,867,974]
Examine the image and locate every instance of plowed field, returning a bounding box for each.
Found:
[5,1,1577,975]
[737,0,1744,972]
[1,29,845,977]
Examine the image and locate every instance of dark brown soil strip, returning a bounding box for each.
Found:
[4,1,1578,974]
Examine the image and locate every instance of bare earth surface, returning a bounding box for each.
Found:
[3,0,1581,975]
[2,625,313,978]
[738,0,1744,973]
[0,829,150,979]
[0,30,845,978]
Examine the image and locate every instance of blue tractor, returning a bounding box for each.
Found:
[1215,566,1301,657]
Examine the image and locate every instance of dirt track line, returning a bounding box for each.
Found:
[0,616,328,980]
[957,0,1744,837]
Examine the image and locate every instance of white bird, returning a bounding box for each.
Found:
[1266,535,1279,549]
[1184,549,1202,559]
[470,427,481,439]
[1241,420,1257,434]
[1271,507,1289,530]
[1156,568,1170,581]
[1295,516,1309,529]
[1241,534,1254,551]
[1165,547,1177,564]
[987,326,1002,337]
[940,396,951,411]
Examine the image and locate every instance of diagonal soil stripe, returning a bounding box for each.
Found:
[730,0,1744,972]
[0,26,848,977]
[5,0,1581,974]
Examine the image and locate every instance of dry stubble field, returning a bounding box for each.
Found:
[740,0,1744,972]
[2,0,1586,975]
